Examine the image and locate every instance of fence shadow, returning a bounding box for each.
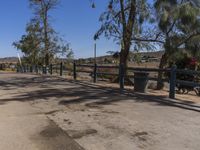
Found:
[61,80,200,112]
[0,75,200,112]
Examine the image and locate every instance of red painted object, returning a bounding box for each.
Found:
[190,57,198,66]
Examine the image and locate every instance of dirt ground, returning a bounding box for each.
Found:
[0,72,200,150]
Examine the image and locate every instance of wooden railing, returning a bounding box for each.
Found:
[17,62,200,99]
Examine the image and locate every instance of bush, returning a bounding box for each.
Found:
[168,55,200,82]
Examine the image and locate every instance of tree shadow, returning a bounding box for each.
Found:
[0,75,200,112]
[59,80,200,112]
[0,75,71,90]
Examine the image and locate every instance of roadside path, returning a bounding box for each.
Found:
[1,72,200,150]
[0,72,84,150]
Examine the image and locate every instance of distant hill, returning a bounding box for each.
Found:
[133,51,164,58]
[77,51,164,64]
[0,57,18,63]
[0,51,165,64]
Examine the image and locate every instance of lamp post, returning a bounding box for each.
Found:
[93,41,97,83]
[94,41,97,64]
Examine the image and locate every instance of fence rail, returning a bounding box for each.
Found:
[17,62,200,99]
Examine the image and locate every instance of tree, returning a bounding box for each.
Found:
[183,1,200,64]
[94,0,151,74]
[95,0,200,88]
[152,0,200,89]
[30,0,59,66]
[14,19,73,65]
[13,21,42,65]
[14,0,73,66]
[186,36,200,62]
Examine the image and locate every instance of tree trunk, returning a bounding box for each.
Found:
[116,47,133,85]
[41,1,49,66]
[119,0,135,74]
[120,47,128,73]
[120,44,130,74]
[157,53,168,90]
[44,11,49,66]
[157,37,172,90]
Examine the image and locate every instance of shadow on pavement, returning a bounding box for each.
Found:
[0,74,200,112]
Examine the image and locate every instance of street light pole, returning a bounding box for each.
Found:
[93,41,97,83]
[94,41,97,64]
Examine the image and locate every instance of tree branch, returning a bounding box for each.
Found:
[132,37,165,44]
[176,31,200,48]
[120,0,127,43]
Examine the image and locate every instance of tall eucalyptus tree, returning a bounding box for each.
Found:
[95,0,151,74]
[14,0,73,66]
[30,0,59,65]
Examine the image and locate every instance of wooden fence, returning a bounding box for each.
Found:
[17,62,200,99]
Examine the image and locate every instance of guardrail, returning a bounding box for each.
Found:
[17,62,200,99]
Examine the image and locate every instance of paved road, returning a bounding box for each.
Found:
[0,72,84,150]
[1,72,200,150]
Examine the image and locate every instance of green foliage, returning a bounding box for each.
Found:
[154,0,200,65]
[13,0,73,65]
[185,35,200,61]
[155,0,200,41]
[179,3,198,25]
[167,49,200,71]
[132,53,142,64]
[94,0,150,42]
[13,21,42,65]
[95,0,158,74]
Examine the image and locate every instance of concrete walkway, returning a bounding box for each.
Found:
[0,73,84,150]
[1,72,200,150]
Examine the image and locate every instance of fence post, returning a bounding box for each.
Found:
[32,65,35,73]
[16,66,20,73]
[30,65,33,73]
[35,65,38,74]
[73,61,77,80]
[42,66,45,74]
[26,65,28,73]
[60,62,63,76]
[23,65,26,73]
[93,63,97,83]
[50,64,53,75]
[169,65,177,99]
[38,66,40,74]
[43,66,47,74]
[40,66,42,74]
[119,63,125,92]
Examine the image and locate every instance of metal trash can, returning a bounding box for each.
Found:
[134,72,149,93]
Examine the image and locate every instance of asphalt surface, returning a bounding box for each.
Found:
[1,72,200,150]
[0,72,84,150]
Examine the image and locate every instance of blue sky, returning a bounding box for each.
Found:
[0,0,119,59]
